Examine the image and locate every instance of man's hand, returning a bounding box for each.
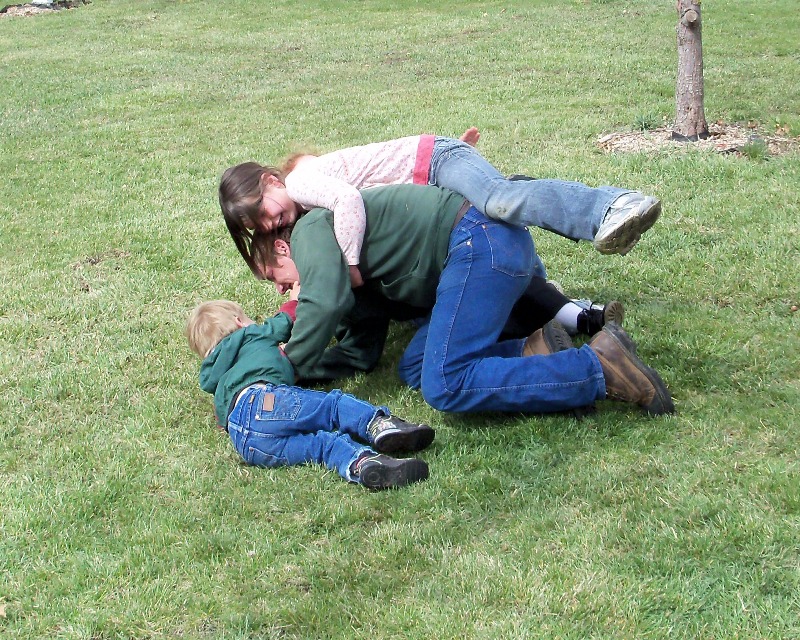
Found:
[288,281,301,301]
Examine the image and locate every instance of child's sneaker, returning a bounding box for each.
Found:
[593,193,661,255]
[353,454,429,490]
[368,415,435,453]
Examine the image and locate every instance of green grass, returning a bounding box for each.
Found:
[738,138,771,161]
[1,0,799,638]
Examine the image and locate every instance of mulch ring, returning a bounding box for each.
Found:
[1,0,88,17]
[598,122,799,157]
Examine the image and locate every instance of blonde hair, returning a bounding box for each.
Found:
[186,300,246,358]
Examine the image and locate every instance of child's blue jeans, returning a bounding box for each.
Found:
[226,383,388,482]
[430,136,629,243]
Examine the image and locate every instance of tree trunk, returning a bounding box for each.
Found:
[673,0,708,140]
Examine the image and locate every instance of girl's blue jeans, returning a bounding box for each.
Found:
[226,383,386,482]
[429,137,629,243]
[397,208,606,413]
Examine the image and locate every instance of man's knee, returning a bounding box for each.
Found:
[421,380,468,413]
[398,361,422,390]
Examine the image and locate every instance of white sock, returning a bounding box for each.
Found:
[554,302,583,334]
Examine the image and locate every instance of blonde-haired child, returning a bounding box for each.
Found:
[186,290,433,489]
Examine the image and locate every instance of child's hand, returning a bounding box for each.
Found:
[349,265,364,288]
[288,281,301,301]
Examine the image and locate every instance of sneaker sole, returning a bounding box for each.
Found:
[602,322,675,415]
[593,198,662,256]
[360,459,429,490]
[374,425,435,454]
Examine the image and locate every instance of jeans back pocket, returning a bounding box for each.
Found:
[254,385,301,422]
[483,221,534,277]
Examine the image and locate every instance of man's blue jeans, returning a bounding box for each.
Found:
[430,137,629,242]
[397,208,606,413]
[226,383,385,481]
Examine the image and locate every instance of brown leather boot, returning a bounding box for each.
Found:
[588,323,675,415]
[523,321,573,356]
[524,321,595,420]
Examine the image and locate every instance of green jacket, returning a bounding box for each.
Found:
[199,313,295,426]
[284,184,464,380]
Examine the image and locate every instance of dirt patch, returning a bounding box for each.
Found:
[71,249,132,269]
[70,249,131,293]
[598,122,799,157]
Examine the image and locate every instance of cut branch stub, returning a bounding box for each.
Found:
[682,9,698,25]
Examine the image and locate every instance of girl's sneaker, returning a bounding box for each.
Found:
[593,193,661,255]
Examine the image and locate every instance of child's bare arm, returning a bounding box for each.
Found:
[348,266,364,288]
[285,168,366,268]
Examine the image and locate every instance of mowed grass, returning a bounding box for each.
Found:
[1,0,798,638]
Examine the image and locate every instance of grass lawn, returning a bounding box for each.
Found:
[1,0,798,638]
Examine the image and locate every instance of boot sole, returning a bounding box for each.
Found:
[360,458,429,490]
[602,322,675,415]
[594,198,662,256]
[543,322,594,418]
[542,321,574,352]
[374,425,435,454]
[603,300,625,327]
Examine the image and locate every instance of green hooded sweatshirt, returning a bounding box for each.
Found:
[283,184,464,379]
[199,312,295,427]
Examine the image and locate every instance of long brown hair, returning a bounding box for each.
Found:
[218,162,284,278]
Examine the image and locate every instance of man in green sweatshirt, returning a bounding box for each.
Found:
[258,184,674,417]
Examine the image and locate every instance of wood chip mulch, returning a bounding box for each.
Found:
[598,122,798,156]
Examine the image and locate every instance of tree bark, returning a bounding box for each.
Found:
[673,0,708,140]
